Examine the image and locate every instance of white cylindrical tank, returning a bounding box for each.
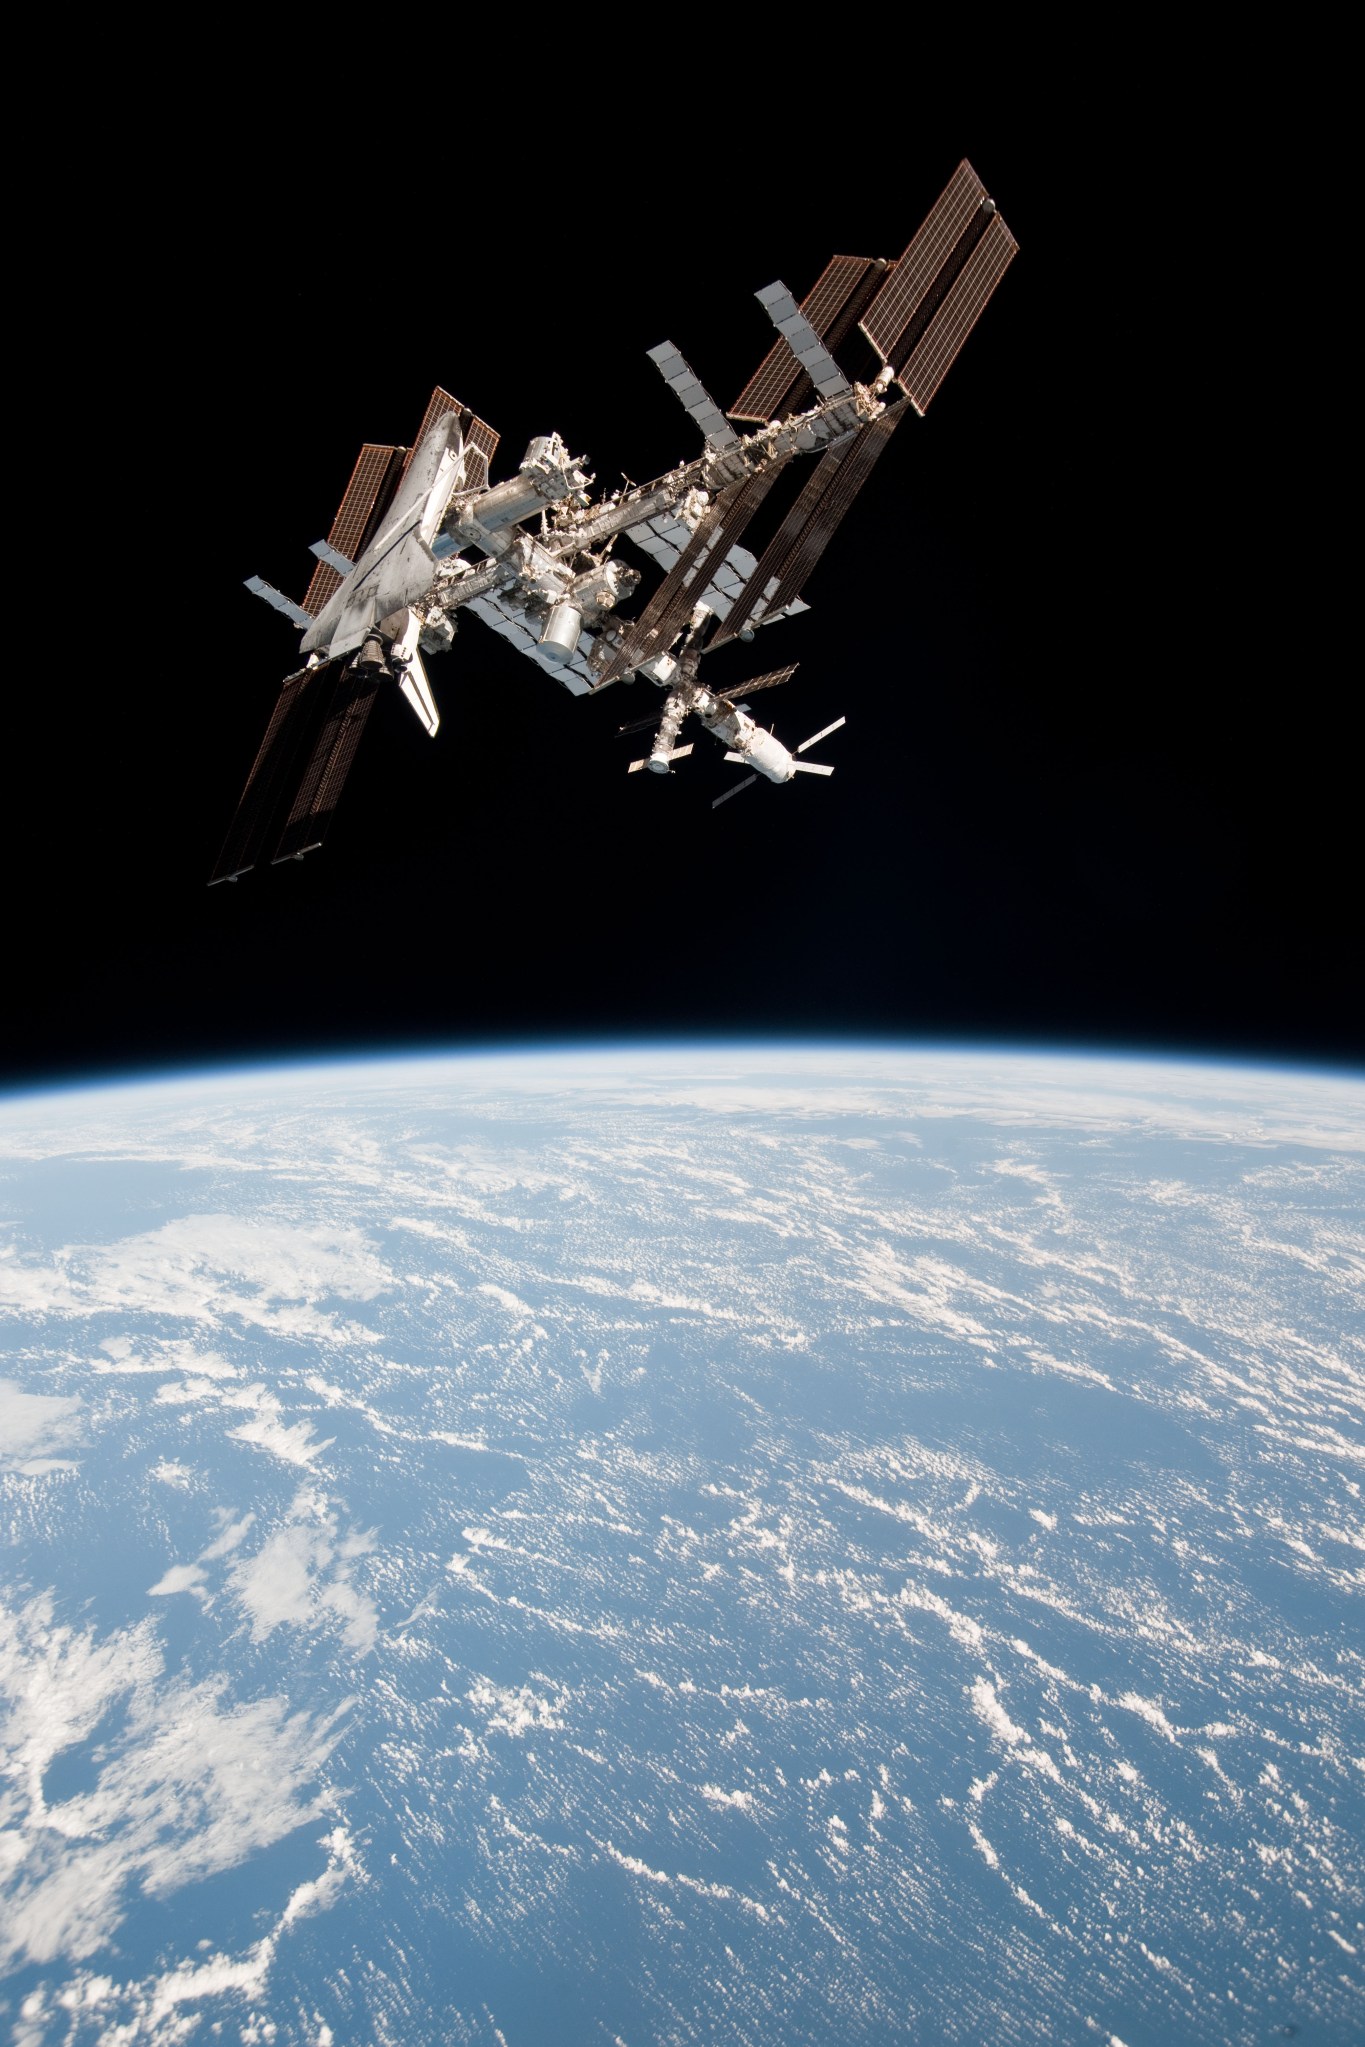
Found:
[538,602,583,666]
[704,705,796,783]
[737,726,796,782]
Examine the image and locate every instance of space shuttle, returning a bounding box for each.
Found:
[216,160,1017,882]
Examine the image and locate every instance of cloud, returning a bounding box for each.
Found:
[970,1677,1027,1747]
[11,1827,362,2045]
[146,1490,376,1654]
[228,1493,379,1655]
[0,1214,393,1340]
[154,1366,335,1471]
[198,1509,255,1560]
[0,1593,351,1976]
[147,1563,209,1602]
[228,1408,335,1468]
[466,1676,564,1738]
[0,1378,83,1474]
[149,1459,194,1488]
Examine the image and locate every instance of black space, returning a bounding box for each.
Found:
[7,87,1358,1090]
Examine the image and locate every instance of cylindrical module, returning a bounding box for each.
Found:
[649,687,689,773]
[538,603,583,666]
[737,726,796,783]
[705,706,796,783]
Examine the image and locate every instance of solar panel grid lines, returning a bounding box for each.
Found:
[270,668,382,865]
[399,390,501,488]
[208,666,327,885]
[465,417,499,464]
[594,471,788,688]
[879,200,1001,386]
[301,444,406,617]
[897,213,1018,414]
[674,467,791,644]
[729,255,880,423]
[860,160,987,361]
[715,662,799,701]
[813,257,890,365]
[761,408,903,621]
[301,567,338,623]
[591,499,737,687]
[707,444,852,647]
[399,389,461,482]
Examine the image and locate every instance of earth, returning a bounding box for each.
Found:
[0,1046,1361,2046]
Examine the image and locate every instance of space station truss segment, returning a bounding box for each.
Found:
[270,665,382,865]
[593,463,790,687]
[730,255,885,424]
[208,664,331,885]
[895,212,1017,413]
[301,445,405,618]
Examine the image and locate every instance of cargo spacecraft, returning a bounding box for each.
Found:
[213,160,1016,882]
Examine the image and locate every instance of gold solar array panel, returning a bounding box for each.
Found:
[708,444,853,648]
[400,388,501,486]
[594,466,790,687]
[271,667,384,865]
[896,213,1018,414]
[301,444,405,617]
[760,409,903,621]
[209,666,330,884]
[730,255,883,424]
[859,160,987,362]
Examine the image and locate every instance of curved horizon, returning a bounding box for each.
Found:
[2,1032,1362,1116]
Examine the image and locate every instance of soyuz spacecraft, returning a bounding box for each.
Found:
[212,161,1016,883]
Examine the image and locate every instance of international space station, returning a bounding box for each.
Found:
[212,160,1016,883]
